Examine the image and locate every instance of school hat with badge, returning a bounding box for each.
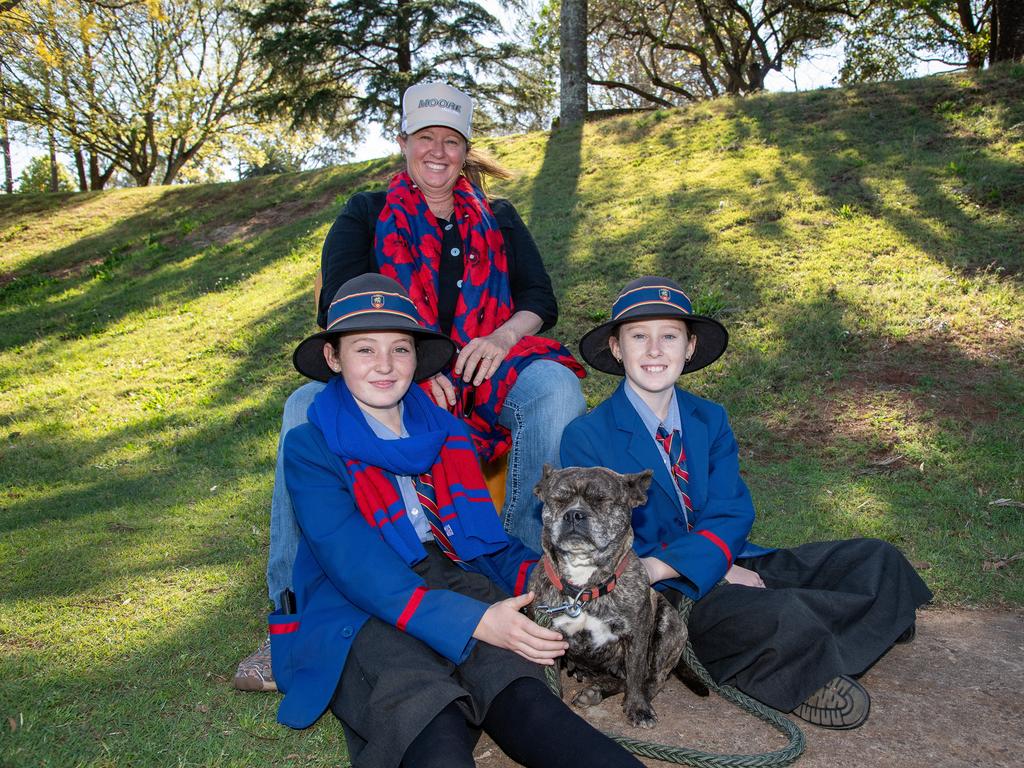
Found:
[292,273,456,382]
[579,276,729,375]
[401,81,474,140]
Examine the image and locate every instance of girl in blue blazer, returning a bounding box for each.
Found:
[560,276,932,730]
[271,273,642,768]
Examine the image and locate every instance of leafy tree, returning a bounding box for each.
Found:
[2,0,271,187]
[579,0,850,109]
[246,0,549,135]
[839,1,992,83]
[16,151,73,191]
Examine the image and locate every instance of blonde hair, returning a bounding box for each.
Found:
[462,145,512,195]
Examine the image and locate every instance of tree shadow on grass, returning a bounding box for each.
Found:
[520,123,585,293]
[728,68,1024,281]
[716,289,1023,598]
[0,281,315,601]
[1,572,347,766]
[0,159,401,354]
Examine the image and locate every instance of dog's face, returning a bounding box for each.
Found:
[534,465,652,562]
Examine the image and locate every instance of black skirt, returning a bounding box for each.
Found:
[329,544,545,768]
[679,538,932,712]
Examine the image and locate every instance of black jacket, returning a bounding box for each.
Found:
[317,191,558,332]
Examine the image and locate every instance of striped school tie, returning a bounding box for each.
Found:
[656,426,693,530]
[413,471,467,567]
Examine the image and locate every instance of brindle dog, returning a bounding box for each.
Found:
[528,465,700,728]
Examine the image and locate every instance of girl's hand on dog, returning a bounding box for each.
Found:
[724,564,765,588]
[474,591,568,665]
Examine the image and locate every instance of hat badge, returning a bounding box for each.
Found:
[658,288,671,301]
[371,294,385,308]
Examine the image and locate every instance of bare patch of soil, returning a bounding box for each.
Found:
[475,609,1024,768]
[184,193,338,248]
[0,256,108,287]
[768,333,1016,457]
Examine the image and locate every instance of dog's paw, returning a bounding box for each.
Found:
[572,687,604,709]
[625,703,658,729]
[564,659,586,682]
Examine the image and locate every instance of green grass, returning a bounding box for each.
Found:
[2,65,1023,766]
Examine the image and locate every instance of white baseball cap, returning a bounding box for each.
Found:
[401,82,473,140]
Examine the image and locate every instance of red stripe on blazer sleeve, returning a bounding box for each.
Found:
[514,560,537,595]
[696,529,733,565]
[397,586,429,631]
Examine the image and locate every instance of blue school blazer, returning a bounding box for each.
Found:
[271,422,538,730]
[560,382,772,601]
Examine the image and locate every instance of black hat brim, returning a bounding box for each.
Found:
[292,321,456,383]
[579,314,729,376]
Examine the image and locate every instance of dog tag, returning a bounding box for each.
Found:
[565,602,584,619]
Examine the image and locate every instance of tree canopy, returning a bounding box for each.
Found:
[246,0,549,136]
[1,0,273,187]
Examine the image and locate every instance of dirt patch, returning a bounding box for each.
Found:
[0,256,109,288]
[0,629,46,652]
[184,193,339,248]
[475,609,1024,768]
[767,333,1015,457]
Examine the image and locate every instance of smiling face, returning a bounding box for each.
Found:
[609,318,697,404]
[324,331,417,429]
[397,125,468,199]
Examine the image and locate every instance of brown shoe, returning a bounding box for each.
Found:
[233,636,277,692]
[793,675,870,729]
[895,621,916,644]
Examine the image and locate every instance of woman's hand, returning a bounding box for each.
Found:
[426,373,457,409]
[453,328,516,386]
[472,592,568,666]
[724,564,765,588]
[640,556,680,584]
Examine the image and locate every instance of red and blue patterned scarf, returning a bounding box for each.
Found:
[308,377,512,564]
[375,171,584,462]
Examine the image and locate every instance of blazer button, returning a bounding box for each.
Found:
[342,626,353,638]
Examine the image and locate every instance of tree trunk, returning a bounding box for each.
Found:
[396,0,411,73]
[73,147,87,192]
[88,151,114,190]
[560,0,587,126]
[47,131,59,192]
[991,0,1024,63]
[955,0,982,68]
[1,123,12,194]
[0,70,11,194]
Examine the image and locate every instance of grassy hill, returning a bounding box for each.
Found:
[2,65,1023,766]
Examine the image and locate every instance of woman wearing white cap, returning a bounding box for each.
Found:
[235,83,586,691]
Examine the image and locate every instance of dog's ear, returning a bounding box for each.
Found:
[534,463,555,500]
[623,469,653,509]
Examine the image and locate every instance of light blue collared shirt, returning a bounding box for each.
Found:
[363,406,432,543]
[623,380,689,526]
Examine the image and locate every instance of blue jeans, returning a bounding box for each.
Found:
[496,360,585,551]
[265,361,585,605]
[266,380,325,608]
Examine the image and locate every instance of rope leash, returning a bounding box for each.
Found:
[539,596,805,767]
